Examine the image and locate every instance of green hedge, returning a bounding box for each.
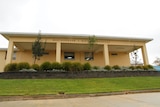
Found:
[83,62,91,70]
[71,62,83,72]
[129,66,135,70]
[112,65,121,70]
[4,63,17,72]
[51,62,62,70]
[4,61,155,72]
[40,62,52,71]
[104,65,111,71]
[31,64,40,71]
[17,62,30,71]
[62,62,72,71]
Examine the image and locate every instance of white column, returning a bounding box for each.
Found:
[56,41,61,63]
[141,44,149,65]
[103,43,110,65]
[5,40,14,65]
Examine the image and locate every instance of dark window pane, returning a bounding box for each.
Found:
[64,52,75,60]
[85,52,94,61]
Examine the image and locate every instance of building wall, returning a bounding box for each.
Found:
[0,34,150,71]
[109,52,130,66]
[61,51,105,67]
[0,50,108,71]
[1,49,130,70]
[0,49,131,72]
[0,51,6,72]
[12,51,32,63]
[12,50,56,65]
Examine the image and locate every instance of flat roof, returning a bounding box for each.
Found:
[0,48,7,51]
[0,48,18,51]
[0,32,153,43]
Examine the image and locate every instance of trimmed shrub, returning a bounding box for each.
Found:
[143,65,149,70]
[4,63,17,72]
[51,62,62,70]
[129,66,135,70]
[104,65,111,71]
[71,62,83,72]
[17,62,30,71]
[147,65,154,69]
[62,62,72,71]
[112,65,121,70]
[135,66,143,69]
[40,62,52,71]
[31,64,40,71]
[83,62,91,70]
[93,66,99,70]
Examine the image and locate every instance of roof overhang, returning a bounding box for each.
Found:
[0,32,153,43]
[0,32,153,52]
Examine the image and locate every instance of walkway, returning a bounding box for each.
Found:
[0,92,159,107]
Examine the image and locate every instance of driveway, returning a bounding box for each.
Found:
[0,92,159,107]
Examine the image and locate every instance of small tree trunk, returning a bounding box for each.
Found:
[33,56,37,64]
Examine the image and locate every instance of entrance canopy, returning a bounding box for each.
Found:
[13,42,142,53]
[1,32,152,53]
[0,32,153,66]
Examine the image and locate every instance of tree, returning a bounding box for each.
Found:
[88,35,96,50]
[130,46,142,66]
[87,35,96,61]
[153,57,160,66]
[32,31,46,64]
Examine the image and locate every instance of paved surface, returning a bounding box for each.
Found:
[0,92,160,107]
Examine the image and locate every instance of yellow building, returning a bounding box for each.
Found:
[0,32,152,72]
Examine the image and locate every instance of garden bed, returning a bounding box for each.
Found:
[0,71,159,79]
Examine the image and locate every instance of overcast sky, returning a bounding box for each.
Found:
[0,0,160,64]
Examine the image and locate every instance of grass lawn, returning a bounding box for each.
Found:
[0,77,160,96]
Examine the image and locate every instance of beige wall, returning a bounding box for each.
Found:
[12,50,56,65]
[0,51,6,72]
[12,51,32,63]
[0,49,131,72]
[0,34,150,72]
[109,52,130,66]
[61,51,105,67]
[0,50,107,71]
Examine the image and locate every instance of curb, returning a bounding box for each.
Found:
[0,89,160,102]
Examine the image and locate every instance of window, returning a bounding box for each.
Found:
[12,51,16,60]
[85,52,94,61]
[5,51,7,60]
[111,53,118,56]
[5,51,17,60]
[64,52,75,60]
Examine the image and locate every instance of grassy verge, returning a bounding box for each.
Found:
[0,77,160,96]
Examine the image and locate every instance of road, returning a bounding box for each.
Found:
[0,92,159,107]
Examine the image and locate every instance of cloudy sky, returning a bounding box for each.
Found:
[0,0,160,64]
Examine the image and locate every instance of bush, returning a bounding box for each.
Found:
[62,62,72,71]
[51,62,62,70]
[40,62,52,71]
[93,66,99,70]
[112,65,121,70]
[17,62,30,71]
[104,65,111,71]
[129,66,135,70]
[135,66,143,69]
[83,62,91,70]
[71,62,83,72]
[31,64,40,71]
[4,63,17,72]
[143,65,149,70]
[147,65,154,69]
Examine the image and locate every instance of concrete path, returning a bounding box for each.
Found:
[0,92,160,107]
